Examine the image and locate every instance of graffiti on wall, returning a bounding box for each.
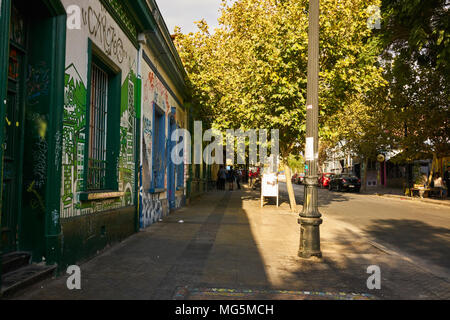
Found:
[118,74,136,206]
[139,67,186,228]
[143,71,171,115]
[22,112,49,212]
[142,118,152,191]
[61,64,87,218]
[22,112,48,202]
[21,61,51,214]
[81,6,127,63]
[87,197,122,213]
[27,62,50,105]
[140,187,163,227]
[55,130,62,172]
[61,63,136,218]
[26,180,45,211]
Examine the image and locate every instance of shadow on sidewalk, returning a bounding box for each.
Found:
[12,190,271,300]
[364,219,450,271]
[174,188,384,300]
[155,189,271,299]
[216,187,450,300]
[11,188,450,300]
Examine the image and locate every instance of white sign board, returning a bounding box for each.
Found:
[305,137,314,161]
[261,173,279,207]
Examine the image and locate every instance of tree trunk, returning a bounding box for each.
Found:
[429,152,437,184]
[284,164,297,212]
[362,157,368,192]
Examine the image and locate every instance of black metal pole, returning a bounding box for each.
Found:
[298,0,322,259]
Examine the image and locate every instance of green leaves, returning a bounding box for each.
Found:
[378,0,450,159]
[174,0,387,158]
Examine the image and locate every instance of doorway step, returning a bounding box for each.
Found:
[1,252,56,298]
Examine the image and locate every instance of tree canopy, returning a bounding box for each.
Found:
[378,0,450,160]
[173,0,449,187]
[174,0,386,159]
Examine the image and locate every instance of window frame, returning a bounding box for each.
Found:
[87,62,108,190]
[83,41,121,192]
[151,103,166,191]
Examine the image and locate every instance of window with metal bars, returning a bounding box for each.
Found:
[87,63,108,190]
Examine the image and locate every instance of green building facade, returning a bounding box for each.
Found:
[0,0,200,293]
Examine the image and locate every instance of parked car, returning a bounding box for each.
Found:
[291,173,299,183]
[319,173,334,188]
[328,174,361,192]
[296,173,305,185]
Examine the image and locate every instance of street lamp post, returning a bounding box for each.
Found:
[298,0,322,259]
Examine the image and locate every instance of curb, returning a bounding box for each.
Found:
[373,193,450,207]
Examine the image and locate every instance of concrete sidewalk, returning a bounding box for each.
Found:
[361,187,450,207]
[373,193,450,207]
[12,187,450,300]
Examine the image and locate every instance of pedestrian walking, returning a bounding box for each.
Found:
[249,169,254,187]
[227,166,234,191]
[235,168,241,190]
[444,166,450,198]
[218,165,227,190]
[216,169,221,190]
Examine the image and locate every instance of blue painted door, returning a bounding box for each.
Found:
[168,118,176,209]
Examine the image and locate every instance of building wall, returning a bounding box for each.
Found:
[139,45,187,229]
[0,0,194,275]
[59,0,139,266]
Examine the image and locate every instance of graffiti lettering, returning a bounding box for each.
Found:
[140,189,163,228]
[33,136,48,189]
[82,6,126,63]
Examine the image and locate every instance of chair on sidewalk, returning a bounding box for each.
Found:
[409,184,431,198]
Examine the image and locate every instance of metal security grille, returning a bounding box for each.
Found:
[127,80,135,167]
[87,63,108,190]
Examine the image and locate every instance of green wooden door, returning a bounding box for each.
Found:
[1,5,26,253]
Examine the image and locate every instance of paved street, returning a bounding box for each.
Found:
[279,182,450,279]
[13,184,450,300]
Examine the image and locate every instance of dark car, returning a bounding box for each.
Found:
[291,173,299,183]
[296,173,305,185]
[328,175,361,192]
[319,173,334,188]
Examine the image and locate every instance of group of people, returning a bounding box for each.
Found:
[420,165,450,198]
[430,166,450,198]
[217,166,242,191]
[216,166,262,191]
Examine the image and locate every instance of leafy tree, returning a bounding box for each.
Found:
[321,0,449,190]
[327,91,391,191]
[174,0,385,209]
[288,153,305,173]
[381,0,449,81]
[379,0,450,162]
